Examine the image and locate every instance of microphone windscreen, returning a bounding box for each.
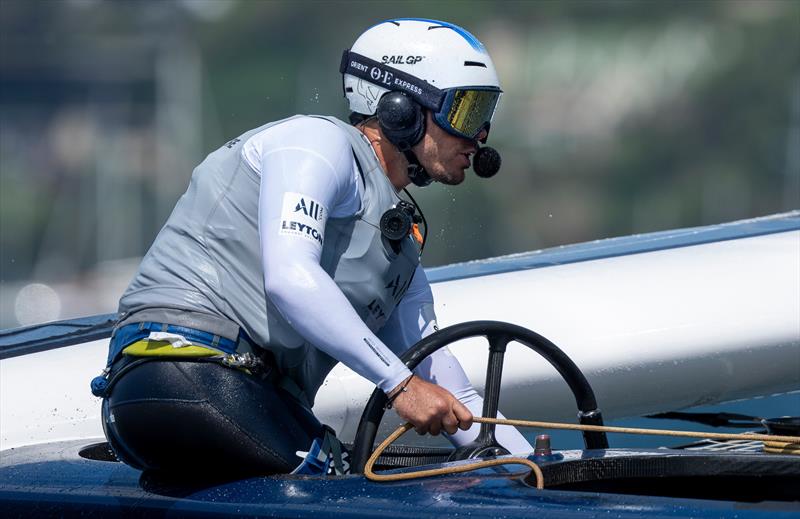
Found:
[473,146,501,178]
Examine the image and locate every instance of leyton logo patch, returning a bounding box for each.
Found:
[279,192,327,246]
[280,221,323,245]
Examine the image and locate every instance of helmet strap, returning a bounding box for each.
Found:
[403,150,432,187]
[341,50,444,111]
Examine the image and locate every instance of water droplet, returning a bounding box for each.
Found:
[15,283,61,326]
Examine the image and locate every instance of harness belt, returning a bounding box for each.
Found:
[106,321,256,366]
[91,320,263,398]
[91,319,313,408]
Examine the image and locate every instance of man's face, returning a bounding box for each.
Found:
[411,112,487,186]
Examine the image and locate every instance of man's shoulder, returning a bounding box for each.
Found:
[245,114,353,148]
[241,115,360,179]
[256,114,349,133]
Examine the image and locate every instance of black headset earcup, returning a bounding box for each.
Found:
[376,92,425,150]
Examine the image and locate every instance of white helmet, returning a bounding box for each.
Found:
[340,18,502,142]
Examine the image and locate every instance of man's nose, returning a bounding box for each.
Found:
[476,128,489,143]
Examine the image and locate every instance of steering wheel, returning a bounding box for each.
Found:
[350,321,608,474]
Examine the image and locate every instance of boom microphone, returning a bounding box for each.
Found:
[473,146,501,178]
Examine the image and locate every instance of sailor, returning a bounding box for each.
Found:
[92,18,533,477]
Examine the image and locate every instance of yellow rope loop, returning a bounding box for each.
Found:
[363,422,545,489]
[363,416,799,486]
[763,440,800,455]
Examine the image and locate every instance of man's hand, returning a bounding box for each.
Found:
[388,375,473,436]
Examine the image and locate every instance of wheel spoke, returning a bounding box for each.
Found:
[477,333,510,444]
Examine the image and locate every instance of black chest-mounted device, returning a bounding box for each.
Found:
[379,191,428,258]
[380,200,421,241]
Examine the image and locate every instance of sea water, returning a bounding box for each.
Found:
[523,390,800,449]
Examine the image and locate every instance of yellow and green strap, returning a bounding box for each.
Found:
[122,339,224,358]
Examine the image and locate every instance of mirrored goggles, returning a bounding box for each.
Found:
[433,88,502,141]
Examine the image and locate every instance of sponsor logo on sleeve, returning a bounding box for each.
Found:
[279,192,327,246]
[293,197,324,221]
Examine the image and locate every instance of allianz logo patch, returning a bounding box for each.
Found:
[279,192,327,246]
[294,197,324,221]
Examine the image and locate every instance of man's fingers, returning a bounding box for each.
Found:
[393,378,474,437]
[453,400,473,431]
[442,414,460,436]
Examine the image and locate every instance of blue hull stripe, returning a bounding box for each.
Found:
[427,211,800,284]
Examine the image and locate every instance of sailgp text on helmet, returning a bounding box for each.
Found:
[340,18,502,143]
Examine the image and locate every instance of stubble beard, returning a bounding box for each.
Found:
[434,163,467,185]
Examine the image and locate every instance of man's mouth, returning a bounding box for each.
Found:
[460,148,476,166]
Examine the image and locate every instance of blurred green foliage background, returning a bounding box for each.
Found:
[1,0,798,326]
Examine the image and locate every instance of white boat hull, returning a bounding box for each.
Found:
[2,213,799,450]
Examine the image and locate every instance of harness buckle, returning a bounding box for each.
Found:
[221,352,264,372]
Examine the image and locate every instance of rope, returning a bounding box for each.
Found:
[364,416,800,486]
[764,441,800,455]
[473,416,800,444]
[364,422,545,488]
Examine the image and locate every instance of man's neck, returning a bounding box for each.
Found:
[357,120,410,191]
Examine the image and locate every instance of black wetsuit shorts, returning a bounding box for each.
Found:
[102,359,323,478]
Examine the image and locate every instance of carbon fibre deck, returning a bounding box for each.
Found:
[1,439,797,518]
